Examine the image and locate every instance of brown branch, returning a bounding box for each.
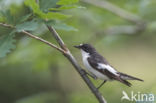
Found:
[0,23,14,28]
[0,22,107,103]
[46,25,107,103]
[0,23,65,53]
[83,0,144,24]
[21,30,65,53]
[47,26,68,51]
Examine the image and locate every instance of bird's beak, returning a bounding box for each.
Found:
[74,45,81,49]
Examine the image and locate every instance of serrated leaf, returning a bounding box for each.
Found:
[49,5,85,11]
[0,32,16,58]
[25,0,70,20]
[57,0,79,5]
[15,19,40,32]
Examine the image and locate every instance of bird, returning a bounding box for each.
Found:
[74,43,143,89]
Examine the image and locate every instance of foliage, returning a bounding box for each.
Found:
[15,19,40,32]
[0,0,80,58]
[0,0,156,103]
[0,31,16,58]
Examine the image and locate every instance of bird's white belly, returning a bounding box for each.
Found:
[82,56,110,80]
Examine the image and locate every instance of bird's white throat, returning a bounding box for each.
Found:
[81,49,90,59]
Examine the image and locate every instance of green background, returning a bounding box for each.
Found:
[0,0,156,103]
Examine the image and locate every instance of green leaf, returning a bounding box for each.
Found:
[19,14,32,23]
[49,5,85,11]
[46,20,78,31]
[0,32,16,58]
[53,22,78,31]
[24,0,70,20]
[57,0,79,5]
[0,10,14,24]
[25,0,40,13]
[40,12,71,20]
[15,19,40,32]
[39,0,58,12]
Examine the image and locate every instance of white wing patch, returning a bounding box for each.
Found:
[97,63,118,76]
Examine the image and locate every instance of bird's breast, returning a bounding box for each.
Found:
[81,50,110,80]
[82,57,110,80]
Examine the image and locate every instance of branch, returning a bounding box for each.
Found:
[21,30,65,53]
[0,22,107,103]
[0,23,14,28]
[47,26,68,51]
[83,0,144,24]
[46,25,107,103]
[0,23,65,53]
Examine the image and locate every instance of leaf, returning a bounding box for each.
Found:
[53,22,78,31]
[0,10,14,24]
[19,14,32,23]
[24,0,70,20]
[39,12,71,20]
[57,0,79,5]
[15,19,40,32]
[46,20,78,31]
[49,5,85,11]
[39,0,58,12]
[0,32,16,58]
[25,0,40,13]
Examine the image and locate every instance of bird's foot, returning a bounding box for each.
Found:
[97,80,107,89]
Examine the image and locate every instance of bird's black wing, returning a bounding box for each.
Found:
[87,57,132,87]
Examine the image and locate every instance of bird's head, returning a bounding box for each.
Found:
[74,43,96,54]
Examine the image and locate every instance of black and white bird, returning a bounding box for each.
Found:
[74,43,143,89]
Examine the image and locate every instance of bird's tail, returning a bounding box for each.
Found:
[120,79,132,87]
[119,72,144,81]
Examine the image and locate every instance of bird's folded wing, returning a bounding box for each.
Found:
[87,57,119,80]
[87,57,132,87]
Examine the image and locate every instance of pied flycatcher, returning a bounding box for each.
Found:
[74,43,143,89]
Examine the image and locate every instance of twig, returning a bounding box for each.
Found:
[47,26,68,51]
[0,23,14,28]
[46,25,107,103]
[21,30,65,53]
[0,23,65,53]
[0,22,107,103]
[83,0,143,24]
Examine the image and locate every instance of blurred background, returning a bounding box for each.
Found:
[0,0,156,103]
